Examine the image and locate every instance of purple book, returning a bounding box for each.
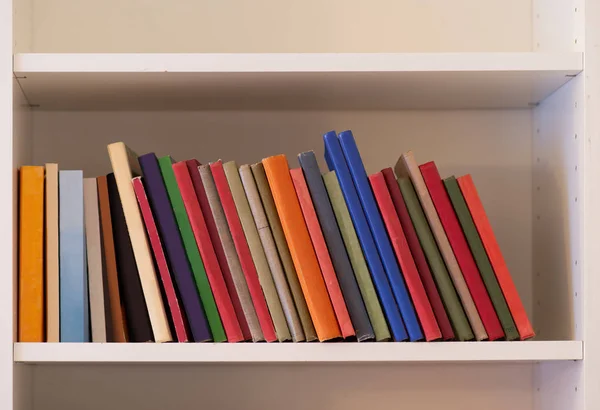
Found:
[138,153,212,342]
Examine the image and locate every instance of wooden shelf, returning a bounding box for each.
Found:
[13,52,582,110]
[14,341,583,364]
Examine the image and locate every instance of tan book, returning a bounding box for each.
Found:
[199,164,264,342]
[395,151,487,340]
[107,142,172,343]
[45,163,60,342]
[224,161,291,342]
[251,163,317,341]
[83,178,107,342]
[239,164,304,342]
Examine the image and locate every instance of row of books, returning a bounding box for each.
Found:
[18,130,534,343]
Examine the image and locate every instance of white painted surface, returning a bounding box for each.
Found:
[13,53,582,110]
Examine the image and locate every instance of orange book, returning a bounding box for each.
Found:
[19,166,45,342]
[262,155,340,341]
[290,168,351,338]
[457,174,535,340]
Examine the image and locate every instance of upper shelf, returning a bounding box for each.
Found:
[14,52,582,111]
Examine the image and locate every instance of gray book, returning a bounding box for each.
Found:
[251,162,318,342]
[240,164,305,342]
[198,164,264,342]
[223,161,291,342]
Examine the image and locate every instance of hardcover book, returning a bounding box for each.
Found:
[45,163,60,343]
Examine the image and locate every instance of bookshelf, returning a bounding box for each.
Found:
[4,1,599,410]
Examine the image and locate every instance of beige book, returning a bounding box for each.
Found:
[239,164,304,342]
[198,164,264,342]
[394,151,487,340]
[224,161,291,342]
[107,142,172,343]
[45,163,60,342]
[83,178,107,342]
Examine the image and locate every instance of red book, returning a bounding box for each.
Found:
[420,162,504,341]
[132,177,189,342]
[289,168,351,338]
[173,162,244,343]
[369,172,441,341]
[185,160,251,341]
[210,160,277,342]
[457,174,535,340]
[381,168,454,340]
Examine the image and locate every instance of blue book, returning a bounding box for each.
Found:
[59,170,90,342]
[323,131,408,341]
[337,130,423,341]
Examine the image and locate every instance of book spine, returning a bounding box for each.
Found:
[381,167,454,340]
[132,177,190,342]
[397,176,474,341]
[445,176,520,340]
[239,164,305,342]
[19,166,45,342]
[45,164,60,343]
[420,162,504,341]
[395,151,486,341]
[290,168,353,339]
[186,159,251,341]
[59,170,89,342]
[369,172,441,341]
[457,174,535,340]
[323,171,391,341]
[173,162,244,343]
[251,162,318,342]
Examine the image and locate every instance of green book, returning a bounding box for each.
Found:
[397,176,474,341]
[158,156,226,342]
[444,176,519,340]
[323,171,390,341]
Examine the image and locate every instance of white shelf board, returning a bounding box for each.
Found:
[14,341,582,364]
[13,52,582,110]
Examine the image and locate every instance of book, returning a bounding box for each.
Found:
[138,153,212,342]
[397,176,473,341]
[173,161,244,343]
[323,171,391,341]
[420,162,503,341]
[158,155,226,342]
[59,170,89,342]
[323,131,407,341]
[107,173,153,342]
[251,163,317,342]
[19,166,45,342]
[381,168,454,340]
[199,163,264,342]
[83,178,108,342]
[457,174,535,340]
[290,167,354,339]
[211,160,276,342]
[262,154,341,341]
[395,151,486,341]
[298,152,374,342]
[132,176,190,342]
[107,142,172,343]
[45,163,60,343]
[224,161,291,342]
[97,175,128,342]
[369,172,441,341]
[445,175,520,340]
[239,164,305,342]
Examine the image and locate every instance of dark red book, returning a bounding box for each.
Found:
[369,172,441,341]
[173,162,245,343]
[420,162,504,341]
[185,160,251,341]
[132,176,189,342]
[381,168,454,340]
[210,160,277,342]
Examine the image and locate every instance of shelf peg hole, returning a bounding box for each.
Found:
[575,197,578,202]
[575,165,578,171]
[575,133,578,139]
[575,260,578,266]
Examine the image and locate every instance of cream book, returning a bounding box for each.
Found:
[45,163,60,342]
[107,142,172,342]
